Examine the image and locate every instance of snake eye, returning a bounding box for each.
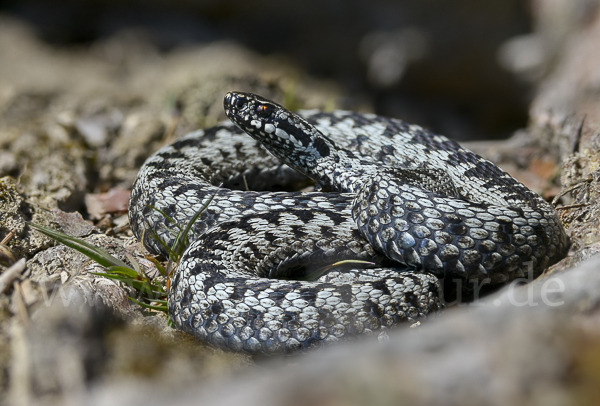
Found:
[257,104,273,117]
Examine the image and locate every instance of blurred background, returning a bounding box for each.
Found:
[0,0,549,141]
[1,0,596,213]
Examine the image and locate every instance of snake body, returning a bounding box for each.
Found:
[129,92,568,354]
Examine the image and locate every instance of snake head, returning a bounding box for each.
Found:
[224,91,332,169]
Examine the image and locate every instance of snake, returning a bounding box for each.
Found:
[129,91,568,354]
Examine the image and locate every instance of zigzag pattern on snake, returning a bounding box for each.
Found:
[129,92,568,354]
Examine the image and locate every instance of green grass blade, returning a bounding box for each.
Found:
[129,297,168,312]
[172,186,221,259]
[105,266,138,278]
[29,223,170,314]
[124,252,141,275]
[91,273,163,295]
[145,255,167,276]
[144,221,178,262]
[141,274,165,294]
[28,222,130,269]
[154,281,165,294]
[146,205,182,230]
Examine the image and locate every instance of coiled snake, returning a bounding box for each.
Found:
[129,92,568,354]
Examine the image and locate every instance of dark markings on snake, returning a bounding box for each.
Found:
[313,137,330,157]
[128,91,568,354]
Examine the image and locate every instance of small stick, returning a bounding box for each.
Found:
[243,174,249,192]
[0,258,26,293]
[13,281,30,326]
[1,228,17,245]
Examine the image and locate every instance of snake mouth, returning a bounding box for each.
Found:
[224,91,245,109]
[223,92,248,122]
[224,91,251,120]
[224,91,282,123]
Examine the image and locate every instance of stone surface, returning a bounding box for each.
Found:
[83,256,600,406]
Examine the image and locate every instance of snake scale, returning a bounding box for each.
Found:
[129,91,568,354]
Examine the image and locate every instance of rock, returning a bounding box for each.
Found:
[0,151,17,176]
[0,177,56,262]
[51,209,95,238]
[38,255,600,406]
[84,189,130,221]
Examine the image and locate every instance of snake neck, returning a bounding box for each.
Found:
[223,91,559,215]
[224,91,378,193]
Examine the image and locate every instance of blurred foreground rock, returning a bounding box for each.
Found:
[83,256,600,406]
